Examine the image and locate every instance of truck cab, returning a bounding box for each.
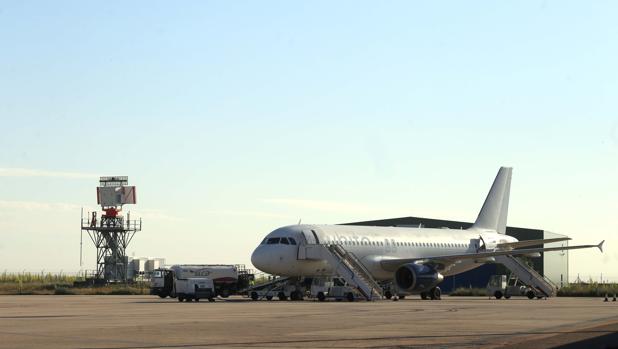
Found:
[150,268,174,298]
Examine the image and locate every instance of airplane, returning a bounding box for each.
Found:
[251,167,604,300]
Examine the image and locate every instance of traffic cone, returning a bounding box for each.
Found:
[604,293,609,302]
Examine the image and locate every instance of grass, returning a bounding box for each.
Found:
[557,283,618,297]
[448,287,487,296]
[449,283,618,297]
[0,272,150,295]
[0,271,77,284]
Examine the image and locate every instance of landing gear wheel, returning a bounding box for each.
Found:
[178,296,184,302]
[266,295,273,301]
[346,292,355,302]
[384,290,393,300]
[420,292,428,300]
[317,292,326,302]
[526,290,535,299]
[278,292,287,301]
[186,297,193,302]
[430,287,441,300]
[250,291,258,301]
[505,294,511,299]
[494,291,503,299]
[195,298,200,302]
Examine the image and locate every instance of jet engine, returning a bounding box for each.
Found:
[395,263,444,292]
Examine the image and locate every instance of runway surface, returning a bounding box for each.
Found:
[0,295,617,349]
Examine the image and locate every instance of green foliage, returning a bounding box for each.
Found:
[54,287,75,295]
[448,287,487,296]
[557,283,618,297]
[0,272,149,295]
[0,271,77,284]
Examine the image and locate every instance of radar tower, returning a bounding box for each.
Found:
[81,176,142,282]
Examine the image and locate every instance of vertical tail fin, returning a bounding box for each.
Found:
[471,167,512,234]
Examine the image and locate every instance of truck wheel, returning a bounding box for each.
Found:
[384,290,392,299]
[278,292,287,301]
[178,296,184,302]
[266,295,273,301]
[186,297,193,302]
[494,291,503,299]
[195,298,200,302]
[399,295,406,300]
[505,294,511,299]
[346,292,354,302]
[158,294,167,299]
[420,292,428,300]
[317,292,326,302]
[526,290,535,299]
[537,296,544,299]
[208,298,215,302]
[250,291,258,301]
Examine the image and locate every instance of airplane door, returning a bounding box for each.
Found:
[302,230,317,245]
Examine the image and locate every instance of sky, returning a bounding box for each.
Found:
[0,1,616,282]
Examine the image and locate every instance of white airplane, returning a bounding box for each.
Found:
[251,167,604,299]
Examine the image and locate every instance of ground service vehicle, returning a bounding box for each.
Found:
[151,265,247,298]
[487,274,544,299]
[175,277,215,302]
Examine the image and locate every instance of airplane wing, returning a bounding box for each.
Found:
[380,240,604,272]
[495,237,571,250]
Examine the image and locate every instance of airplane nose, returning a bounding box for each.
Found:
[251,246,268,272]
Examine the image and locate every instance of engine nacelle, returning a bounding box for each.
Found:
[395,263,444,293]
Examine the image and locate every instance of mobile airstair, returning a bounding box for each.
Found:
[495,255,558,297]
[302,244,383,300]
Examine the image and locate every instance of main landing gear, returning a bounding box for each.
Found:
[420,287,442,300]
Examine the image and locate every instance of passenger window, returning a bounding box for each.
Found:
[280,237,289,244]
[288,237,297,245]
[267,238,280,244]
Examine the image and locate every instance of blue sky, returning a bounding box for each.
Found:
[0,1,616,281]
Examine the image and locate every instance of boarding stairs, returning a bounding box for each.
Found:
[301,244,383,300]
[495,255,558,297]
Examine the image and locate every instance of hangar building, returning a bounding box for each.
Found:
[345,216,569,292]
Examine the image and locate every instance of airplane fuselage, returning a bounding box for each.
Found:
[251,224,517,280]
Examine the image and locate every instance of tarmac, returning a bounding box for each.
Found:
[0,295,617,349]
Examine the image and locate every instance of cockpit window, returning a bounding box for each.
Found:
[267,237,280,244]
[288,237,297,245]
[280,237,290,244]
[261,238,268,245]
